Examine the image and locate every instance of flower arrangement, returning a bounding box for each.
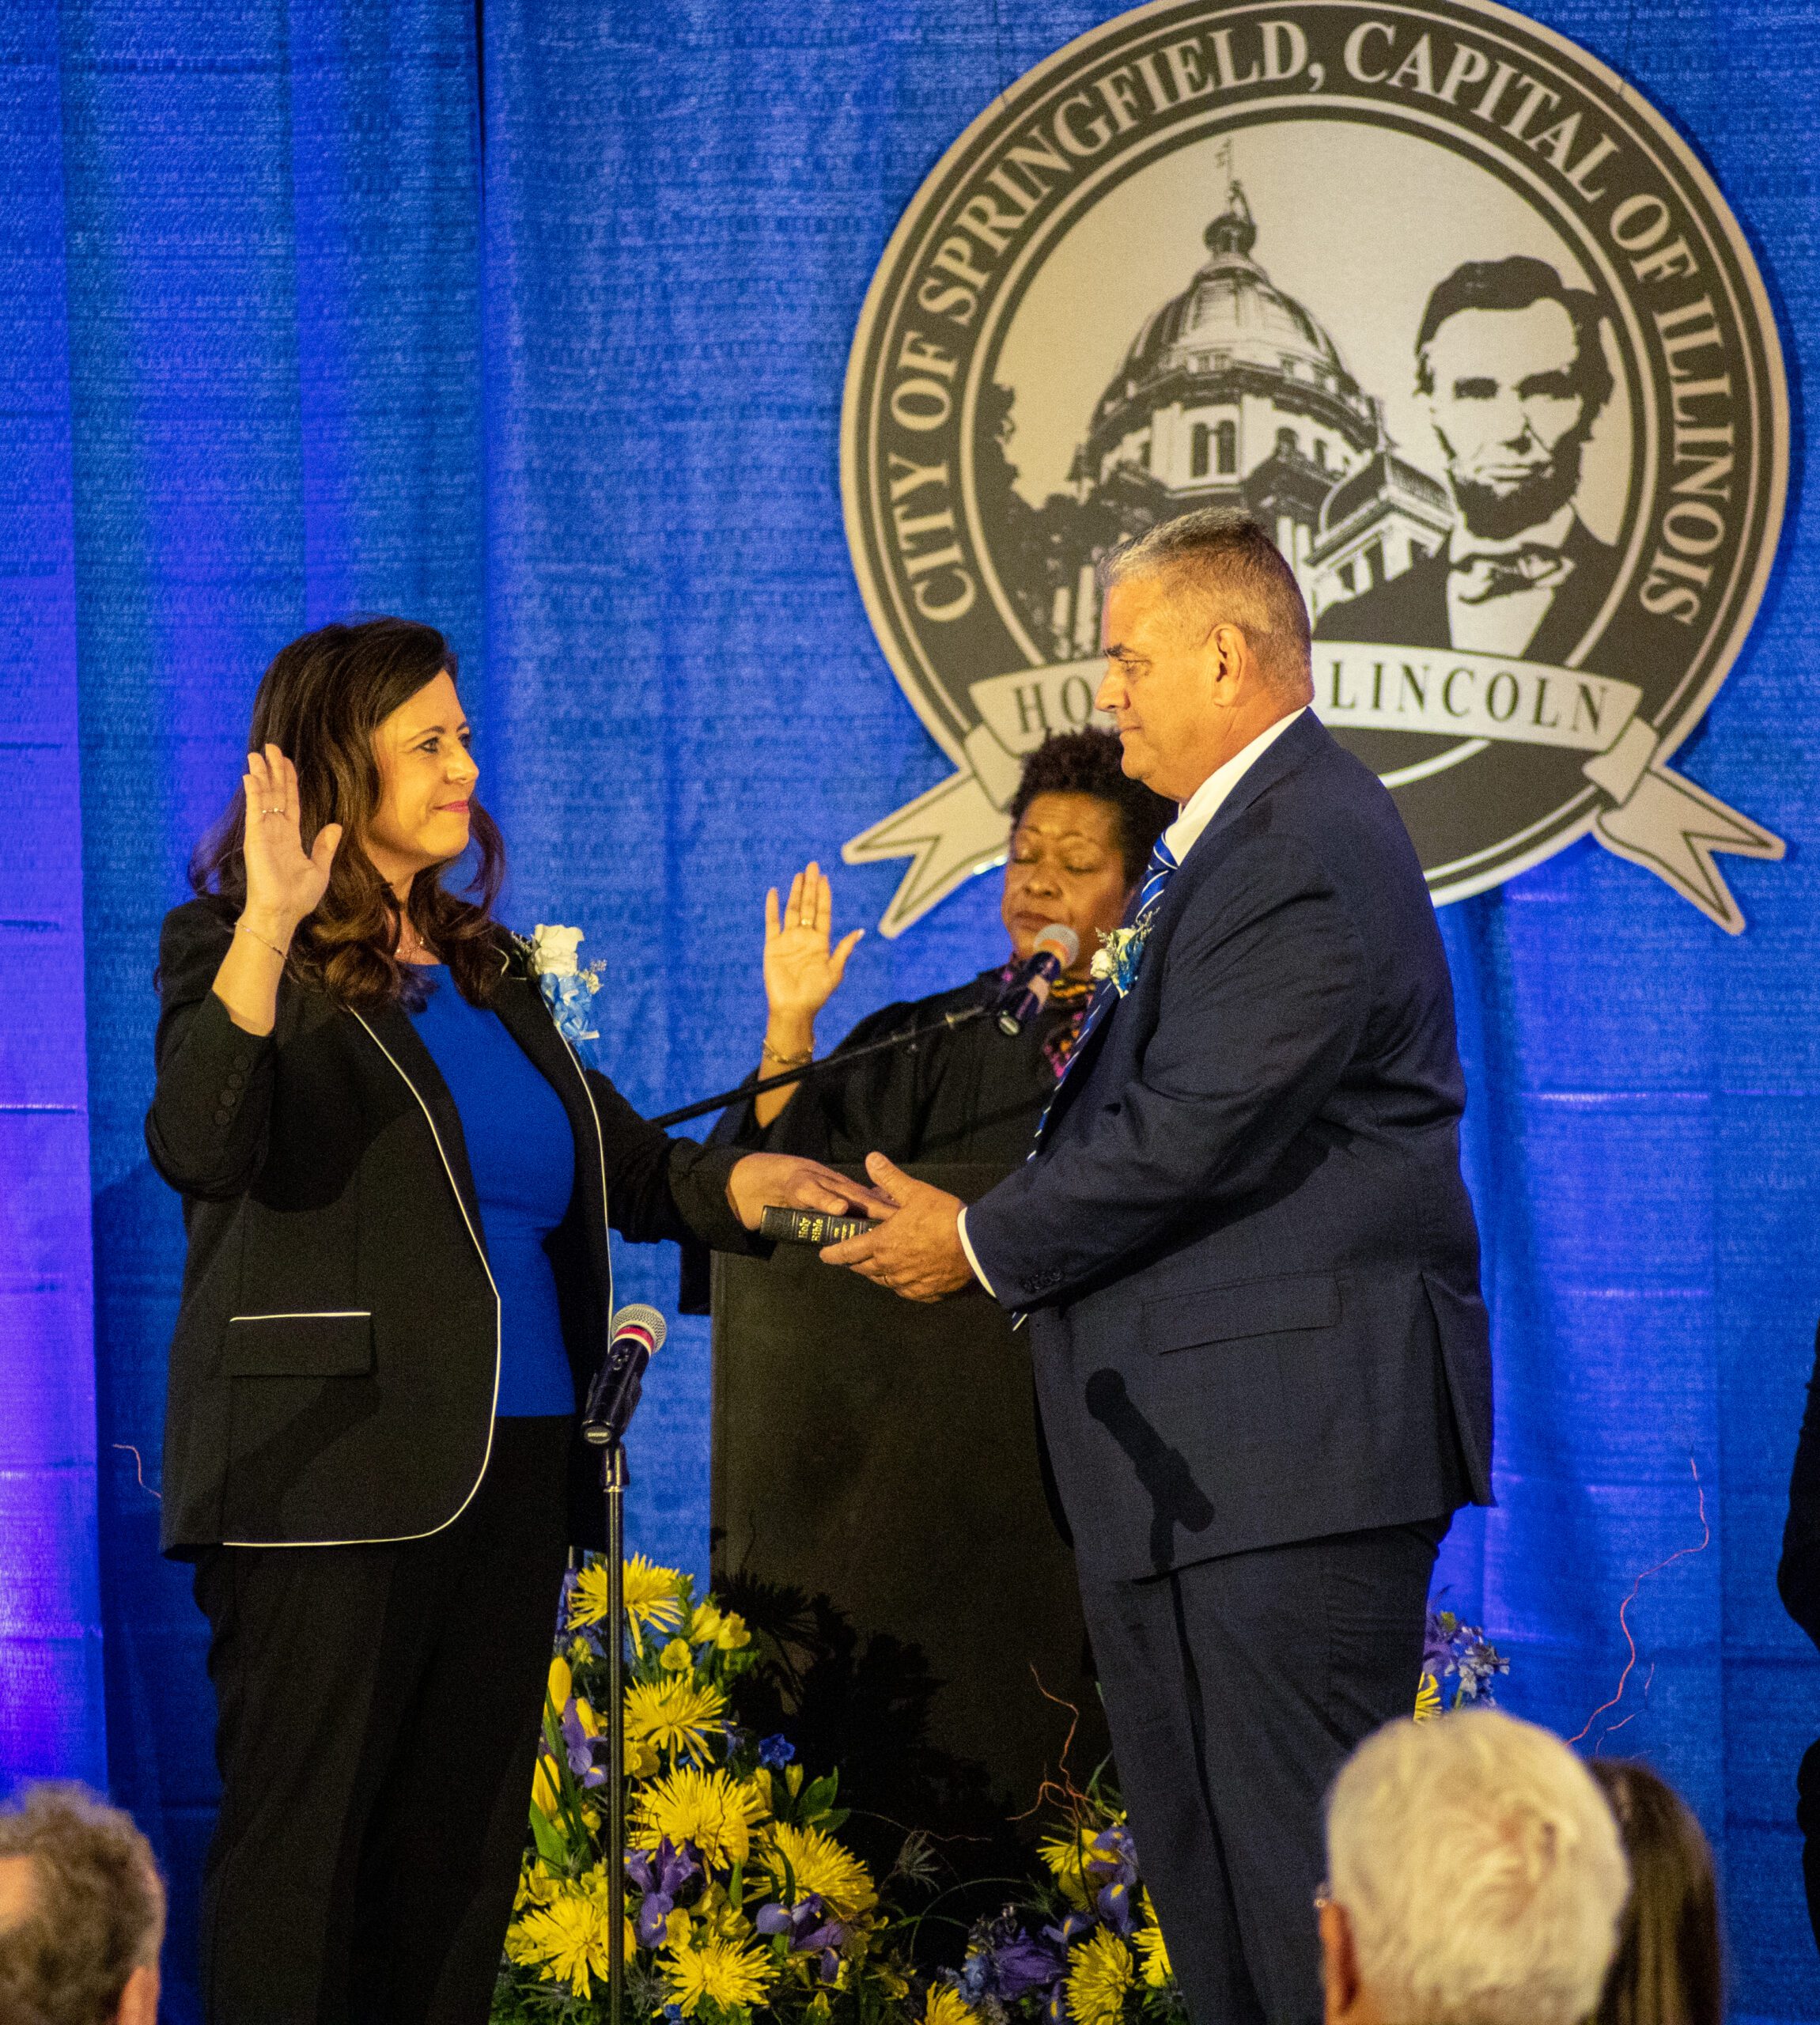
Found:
[526,922,604,1047]
[1415,1608,1509,1719]
[495,1569,1508,2025]
[929,1773,1186,2025]
[495,1555,915,2024]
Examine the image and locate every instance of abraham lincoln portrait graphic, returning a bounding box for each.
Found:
[1315,255,1620,662]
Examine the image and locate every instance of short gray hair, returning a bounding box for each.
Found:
[1097,508,1311,691]
[1326,1712,1629,2025]
[0,1784,165,2025]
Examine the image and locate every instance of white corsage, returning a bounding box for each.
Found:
[528,923,602,1045]
[1090,923,1148,997]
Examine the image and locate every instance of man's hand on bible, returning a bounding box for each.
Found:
[820,1153,974,1302]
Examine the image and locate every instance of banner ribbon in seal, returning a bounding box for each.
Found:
[844,645,1783,938]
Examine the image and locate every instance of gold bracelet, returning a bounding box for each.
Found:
[761,1039,813,1069]
[235,919,290,963]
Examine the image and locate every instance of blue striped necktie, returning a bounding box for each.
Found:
[1039,833,1180,1129]
[1132,834,1179,930]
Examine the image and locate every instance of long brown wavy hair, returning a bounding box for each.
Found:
[191,618,509,1009]
[1587,1758,1723,2025]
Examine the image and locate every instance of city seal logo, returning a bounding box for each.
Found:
[840,0,1788,935]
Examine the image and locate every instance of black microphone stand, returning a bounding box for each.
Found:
[581,1380,640,2025]
[646,1001,992,1130]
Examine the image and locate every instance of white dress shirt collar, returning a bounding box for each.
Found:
[1164,706,1307,867]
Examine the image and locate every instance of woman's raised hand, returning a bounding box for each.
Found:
[763,863,862,1024]
[241,744,343,932]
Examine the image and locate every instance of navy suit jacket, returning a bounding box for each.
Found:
[964,712,1493,1584]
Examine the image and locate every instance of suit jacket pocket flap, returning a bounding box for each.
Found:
[225,1311,373,1378]
[1147,1274,1340,1353]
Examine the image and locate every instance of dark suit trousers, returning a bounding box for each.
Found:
[191,1415,573,2025]
[1077,1515,1448,2025]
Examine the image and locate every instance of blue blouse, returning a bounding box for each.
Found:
[407,966,578,1418]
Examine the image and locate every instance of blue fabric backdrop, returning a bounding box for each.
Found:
[2,0,1818,2016]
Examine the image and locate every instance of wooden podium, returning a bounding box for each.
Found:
[710,1166,1110,1867]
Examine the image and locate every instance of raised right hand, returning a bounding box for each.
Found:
[763,862,862,1023]
[242,744,342,933]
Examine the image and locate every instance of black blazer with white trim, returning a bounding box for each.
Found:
[146,898,752,1556]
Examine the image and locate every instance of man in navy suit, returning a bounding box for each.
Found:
[828,509,1492,2025]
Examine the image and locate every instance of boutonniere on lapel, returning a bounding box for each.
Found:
[519,923,604,1046]
[1090,922,1151,999]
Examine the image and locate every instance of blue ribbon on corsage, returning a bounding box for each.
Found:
[1089,922,1150,998]
[526,922,603,1048]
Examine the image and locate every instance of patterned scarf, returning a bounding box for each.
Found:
[992,959,1095,1081]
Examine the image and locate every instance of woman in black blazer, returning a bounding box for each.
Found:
[147,618,873,2024]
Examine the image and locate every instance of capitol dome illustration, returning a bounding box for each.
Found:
[996,180,1454,660]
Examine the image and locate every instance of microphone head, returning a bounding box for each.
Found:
[611,1303,668,1356]
[1033,922,1080,967]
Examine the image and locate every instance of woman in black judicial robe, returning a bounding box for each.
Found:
[691,732,1169,1891]
[719,729,1171,1169]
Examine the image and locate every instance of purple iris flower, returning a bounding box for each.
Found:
[626,1838,701,1946]
[960,1914,1066,2004]
[758,1734,796,1770]
[757,1895,844,1951]
[757,1892,847,1980]
[1086,1825,1138,1936]
[1044,1911,1095,1951]
[557,1701,609,1789]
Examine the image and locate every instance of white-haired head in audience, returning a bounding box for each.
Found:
[1321,1709,1630,2025]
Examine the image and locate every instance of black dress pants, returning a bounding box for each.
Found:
[1077,1514,1449,2025]
[192,1416,574,2025]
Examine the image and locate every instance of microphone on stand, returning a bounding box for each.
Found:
[582,1303,668,1450]
[585,1303,668,2025]
[996,923,1080,1036]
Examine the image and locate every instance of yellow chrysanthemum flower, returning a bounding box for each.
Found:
[924,1981,985,2025]
[625,1676,728,1765]
[765,1821,877,1921]
[663,1932,777,2016]
[633,1765,768,1870]
[1414,1671,1443,1720]
[511,1885,615,1996]
[513,1860,555,1914]
[1067,1926,1133,2025]
[569,1554,687,1651]
[1039,1828,1099,1911]
[1135,1908,1172,1990]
